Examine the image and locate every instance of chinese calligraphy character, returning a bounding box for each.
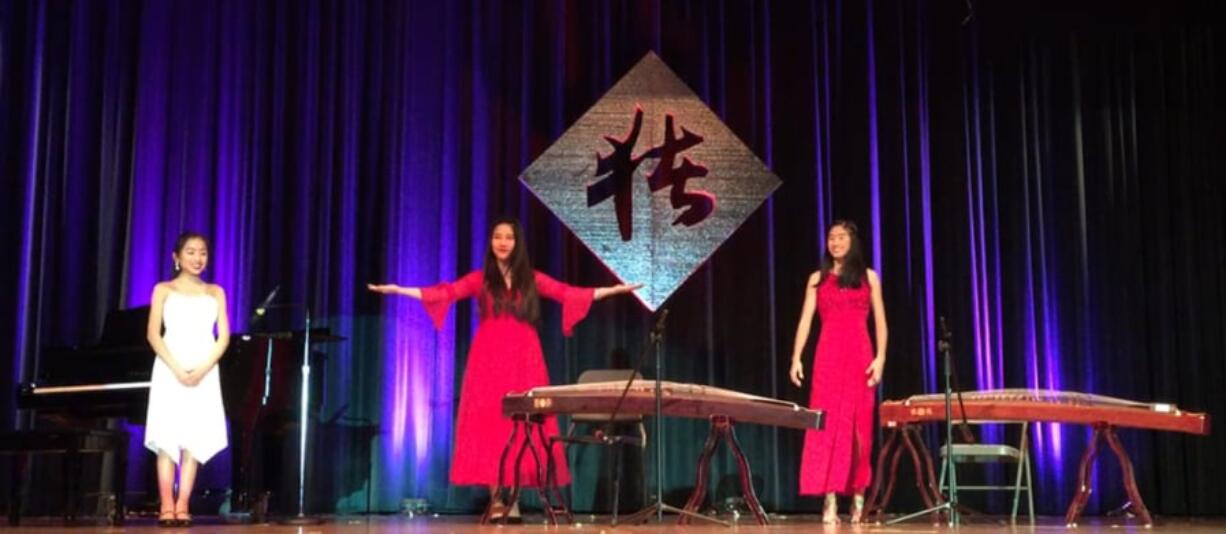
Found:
[643,114,714,229]
[588,108,715,241]
[587,107,651,241]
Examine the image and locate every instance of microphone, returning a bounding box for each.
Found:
[938,315,952,340]
[651,309,670,335]
[253,285,281,318]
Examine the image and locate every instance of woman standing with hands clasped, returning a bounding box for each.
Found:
[145,232,231,527]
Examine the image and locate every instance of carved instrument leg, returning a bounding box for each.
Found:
[865,427,900,518]
[679,419,722,525]
[1103,426,1153,526]
[535,420,572,524]
[900,427,941,524]
[1065,424,1104,527]
[876,431,910,523]
[513,420,553,525]
[482,415,523,525]
[901,428,936,509]
[721,419,769,525]
[909,425,946,507]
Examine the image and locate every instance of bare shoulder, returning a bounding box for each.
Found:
[151,281,171,296]
[866,269,881,286]
[207,284,228,299]
[808,270,822,286]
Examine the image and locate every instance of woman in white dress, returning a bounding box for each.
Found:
[144,232,230,526]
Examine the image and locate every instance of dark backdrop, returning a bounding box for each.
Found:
[2,0,1223,516]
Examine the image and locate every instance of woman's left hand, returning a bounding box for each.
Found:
[865,357,885,387]
[596,283,643,300]
[612,283,643,294]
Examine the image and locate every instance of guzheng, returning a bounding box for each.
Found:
[879,388,1209,434]
[502,379,824,430]
[492,380,823,526]
[867,388,1210,527]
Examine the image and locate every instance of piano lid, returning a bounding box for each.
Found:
[98,306,151,347]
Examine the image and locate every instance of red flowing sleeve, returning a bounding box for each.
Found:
[419,271,483,330]
[534,271,595,337]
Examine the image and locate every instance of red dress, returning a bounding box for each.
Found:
[420,270,594,487]
[799,273,875,495]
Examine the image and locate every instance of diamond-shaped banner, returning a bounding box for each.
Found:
[521,52,780,311]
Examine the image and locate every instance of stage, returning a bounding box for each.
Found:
[3,514,1224,533]
[3,0,1224,529]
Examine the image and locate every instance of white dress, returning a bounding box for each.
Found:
[144,290,229,464]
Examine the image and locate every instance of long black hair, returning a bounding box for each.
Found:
[818,219,867,289]
[482,217,540,322]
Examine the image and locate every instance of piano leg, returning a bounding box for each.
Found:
[1103,426,1153,527]
[1065,424,1105,527]
[64,438,80,524]
[7,454,27,526]
[112,432,129,526]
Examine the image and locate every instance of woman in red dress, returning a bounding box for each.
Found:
[789,220,888,525]
[369,217,639,517]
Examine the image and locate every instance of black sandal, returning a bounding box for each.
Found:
[157,510,177,528]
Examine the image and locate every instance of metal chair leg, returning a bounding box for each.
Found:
[1011,424,1027,524]
[612,441,624,524]
[1024,444,1035,524]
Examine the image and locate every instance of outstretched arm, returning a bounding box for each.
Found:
[369,271,483,329]
[367,283,422,299]
[535,272,641,336]
[865,269,888,387]
[789,271,821,387]
[593,283,643,300]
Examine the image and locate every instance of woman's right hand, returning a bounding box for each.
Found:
[367,283,404,295]
[789,359,805,387]
[174,367,196,387]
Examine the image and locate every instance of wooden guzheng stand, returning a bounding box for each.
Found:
[484,380,824,525]
[863,388,1210,527]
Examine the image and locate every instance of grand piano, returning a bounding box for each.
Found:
[14,305,342,522]
[18,307,155,418]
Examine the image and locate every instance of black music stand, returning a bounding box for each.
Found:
[249,292,324,526]
[616,310,729,527]
[886,318,960,526]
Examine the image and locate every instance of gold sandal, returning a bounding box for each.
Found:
[822,494,840,525]
[850,495,866,524]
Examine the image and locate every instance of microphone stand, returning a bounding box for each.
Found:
[887,317,961,527]
[617,310,729,527]
[255,298,321,526]
[284,306,318,525]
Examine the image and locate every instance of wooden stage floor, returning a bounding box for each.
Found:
[2,514,1223,533]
